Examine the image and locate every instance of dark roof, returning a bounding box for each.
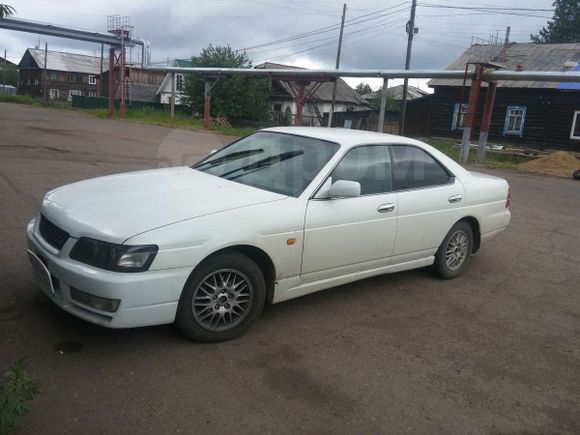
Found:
[429,42,580,89]
[255,62,368,106]
[363,85,428,101]
[0,56,17,67]
[20,48,103,74]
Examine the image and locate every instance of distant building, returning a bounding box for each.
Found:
[427,42,580,150]
[157,58,191,105]
[256,62,369,126]
[18,48,102,102]
[362,85,429,106]
[101,66,166,103]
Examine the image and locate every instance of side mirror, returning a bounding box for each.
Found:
[328,180,361,198]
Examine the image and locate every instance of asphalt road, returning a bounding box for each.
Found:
[1,103,579,434]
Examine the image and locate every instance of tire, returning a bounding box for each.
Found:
[432,221,474,280]
[573,169,580,180]
[176,252,266,342]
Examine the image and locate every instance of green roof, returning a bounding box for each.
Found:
[174,58,193,68]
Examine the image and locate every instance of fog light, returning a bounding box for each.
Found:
[70,288,120,313]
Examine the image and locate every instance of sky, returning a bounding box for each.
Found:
[1,0,556,91]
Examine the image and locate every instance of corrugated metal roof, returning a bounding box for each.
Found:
[174,58,193,68]
[429,42,580,89]
[255,62,368,105]
[24,48,103,74]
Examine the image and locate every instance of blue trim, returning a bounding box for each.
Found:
[451,103,467,131]
[451,103,459,130]
[503,105,527,137]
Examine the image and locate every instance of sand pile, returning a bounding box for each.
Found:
[517,151,580,178]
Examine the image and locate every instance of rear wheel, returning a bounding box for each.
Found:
[176,252,266,342]
[432,221,473,279]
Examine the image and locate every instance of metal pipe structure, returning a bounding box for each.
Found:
[0,17,142,48]
[476,81,498,163]
[108,47,115,118]
[377,78,389,133]
[170,72,175,120]
[144,67,472,80]
[460,64,483,163]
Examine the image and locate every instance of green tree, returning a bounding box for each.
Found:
[0,4,15,17]
[355,82,373,95]
[183,45,270,121]
[531,0,580,43]
[0,62,18,87]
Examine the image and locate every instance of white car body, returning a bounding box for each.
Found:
[27,127,510,329]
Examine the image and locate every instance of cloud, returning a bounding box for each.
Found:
[2,0,553,78]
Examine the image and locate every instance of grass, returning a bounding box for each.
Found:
[84,107,256,137]
[418,136,533,169]
[0,94,74,110]
[0,360,38,434]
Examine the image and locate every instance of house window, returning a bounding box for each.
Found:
[88,91,97,97]
[88,75,97,85]
[176,74,184,92]
[34,79,39,86]
[503,106,527,137]
[49,71,57,80]
[67,73,81,82]
[570,111,580,140]
[68,90,82,102]
[49,89,60,100]
[451,103,468,131]
[273,103,282,112]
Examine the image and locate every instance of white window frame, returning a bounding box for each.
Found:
[49,89,59,100]
[88,75,97,85]
[68,89,82,102]
[176,74,184,92]
[570,111,580,140]
[451,103,468,131]
[503,106,527,137]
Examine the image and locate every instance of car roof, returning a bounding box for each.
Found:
[262,127,419,148]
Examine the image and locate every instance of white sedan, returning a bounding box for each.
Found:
[27,127,511,341]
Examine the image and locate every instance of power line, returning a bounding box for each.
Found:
[237,1,409,52]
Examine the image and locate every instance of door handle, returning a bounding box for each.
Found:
[377,203,395,213]
[448,194,463,203]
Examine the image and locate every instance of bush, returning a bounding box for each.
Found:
[0,360,38,434]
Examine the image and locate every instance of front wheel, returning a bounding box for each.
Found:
[432,221,473,279]
[176,252,266,342]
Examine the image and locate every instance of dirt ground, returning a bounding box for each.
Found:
[1,103,579,434]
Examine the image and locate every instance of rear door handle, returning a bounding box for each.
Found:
[377,203,395,213]
[448,194,463,203]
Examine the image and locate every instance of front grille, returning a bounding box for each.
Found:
[39,215,69,250]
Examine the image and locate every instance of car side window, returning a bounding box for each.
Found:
[391,145,451,190]
[330,146,392,195]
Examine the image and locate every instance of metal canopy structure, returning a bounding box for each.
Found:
[0,17,144,48]
[149,65,580,162]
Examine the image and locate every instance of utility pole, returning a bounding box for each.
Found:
[2,49,6,95]
[43,42,48,103]
[399,0,418,136]
[327,3,347,127]
[99,43,104,97]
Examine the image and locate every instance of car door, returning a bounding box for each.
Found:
[301,145,397,283]
[390,145,466,264]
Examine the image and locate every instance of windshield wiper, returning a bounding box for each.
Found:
[220,150,304,180]
[193,149,264,170]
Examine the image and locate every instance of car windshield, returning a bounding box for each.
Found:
[192,131,340,197]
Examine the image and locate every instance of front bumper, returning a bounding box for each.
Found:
[26,219,192,328]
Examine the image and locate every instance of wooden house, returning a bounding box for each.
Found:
[427,42,580,151]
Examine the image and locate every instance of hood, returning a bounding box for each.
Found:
[41,167,286,243]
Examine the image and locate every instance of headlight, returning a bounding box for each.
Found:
[69,238,158,272]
